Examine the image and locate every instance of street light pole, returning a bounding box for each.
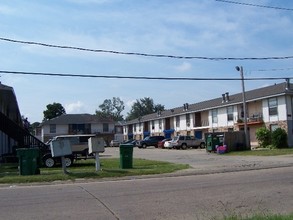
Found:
[236,66,250,149]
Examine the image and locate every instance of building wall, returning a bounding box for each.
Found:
[41,124,68,142]
[123,94,293,147]
[248,100,262,117]
[91,123,115,134]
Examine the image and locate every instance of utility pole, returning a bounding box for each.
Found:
[236,66,250,149]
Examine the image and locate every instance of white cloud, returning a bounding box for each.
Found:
[176,62,192,73]
[65,101,85,113]
[125,99,135,109]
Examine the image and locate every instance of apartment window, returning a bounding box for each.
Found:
[212,109,218,123]
[270,124,279,132]
[103,123,109,132]
[50,124,56,133]
[268,98,278,116]
[151,121,155,130]
[159,119,162,129]
[186,114,190,126]
[227,106,234,121]
[176,116,180,127]
[69,124,91,134]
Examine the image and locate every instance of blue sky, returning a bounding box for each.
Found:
[1,0,293,123]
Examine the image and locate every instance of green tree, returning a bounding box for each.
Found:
[271,128,288,149]
[126,97,165,121]
[96,97,125,121]
[255,127,271,148]
[43,102,66,121]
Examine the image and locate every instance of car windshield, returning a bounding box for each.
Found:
[172,136,179,141]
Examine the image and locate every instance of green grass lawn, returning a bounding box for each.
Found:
[0,158,189,184]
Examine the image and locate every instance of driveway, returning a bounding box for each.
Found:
[102,147,293,175]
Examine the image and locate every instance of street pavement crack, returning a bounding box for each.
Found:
[78,185,120,220]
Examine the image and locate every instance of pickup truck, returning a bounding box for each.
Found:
[171,135,205,150]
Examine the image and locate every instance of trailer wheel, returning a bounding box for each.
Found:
[44,156,55,168]
[64,157,73,167]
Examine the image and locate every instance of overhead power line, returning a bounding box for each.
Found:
[1,37,293,61]
[215,0,293,11]
[253,67,293,72]
[0,70,292,81]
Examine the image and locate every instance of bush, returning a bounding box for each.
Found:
[271,128,288,149]
[255,127,271,148]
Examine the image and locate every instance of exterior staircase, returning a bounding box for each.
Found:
[0,111,47,160]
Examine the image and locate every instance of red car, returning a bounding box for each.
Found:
[157,138,172,148]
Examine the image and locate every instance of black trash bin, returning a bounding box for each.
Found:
[16,148,40,175]
[119,144,133,169]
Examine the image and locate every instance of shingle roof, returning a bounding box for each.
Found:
[42,113,114,125]
[127,82,293,124]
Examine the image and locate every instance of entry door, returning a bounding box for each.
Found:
[194,131,202,139]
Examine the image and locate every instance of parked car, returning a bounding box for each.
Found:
[171,135,205,150]
[110,140,120,147]
[158,138,172,148]
[164,139,175,149]
[122,139,138,146]
[137,136,165,148]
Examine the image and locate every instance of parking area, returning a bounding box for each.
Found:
[102,147,293,174]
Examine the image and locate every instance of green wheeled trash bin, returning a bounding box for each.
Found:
[16,148,40,175]
[119,144,133,169]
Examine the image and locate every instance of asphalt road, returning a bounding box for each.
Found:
[1,147,292,220]
[0,167,292,220]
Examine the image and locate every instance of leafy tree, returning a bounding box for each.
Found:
[255,127,271,148]
[271,128,288,149]
[126,97,165,121]
[96,97,125,121]
[43,102,66,121]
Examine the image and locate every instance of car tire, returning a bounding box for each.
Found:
[142,144,147,148]
[181,144,187,150]
[199,143,205,149]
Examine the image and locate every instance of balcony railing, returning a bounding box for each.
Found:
[237,113,263,124]
[194,120,209,128]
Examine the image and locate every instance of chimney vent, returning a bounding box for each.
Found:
[225,92,229,102]
[183,103,189,111]
[286,78,290,90]
[222,94,226,103]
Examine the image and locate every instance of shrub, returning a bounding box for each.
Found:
[271,128,288,149]
[255,127,271,148]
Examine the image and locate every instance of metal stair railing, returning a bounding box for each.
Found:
[0,111,47,150]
